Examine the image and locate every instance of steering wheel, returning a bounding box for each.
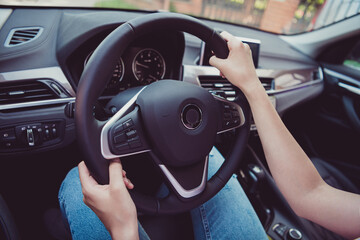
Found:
[76,12,251,215]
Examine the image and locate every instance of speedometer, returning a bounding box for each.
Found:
[132,48,166,84]
[84,52,125,89]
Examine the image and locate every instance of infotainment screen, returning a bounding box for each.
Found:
[200,37,260,68]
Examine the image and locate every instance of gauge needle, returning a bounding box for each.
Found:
[136,61,150,69]
[149,75,157,80]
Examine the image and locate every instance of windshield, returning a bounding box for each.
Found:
[2,0,359,34]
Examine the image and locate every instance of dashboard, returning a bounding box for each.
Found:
[0,8,323,156]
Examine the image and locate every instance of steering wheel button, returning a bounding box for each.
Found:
[129,141,142,149]
[224,113,231,119]
[128,136,140,142]
[123,119,133,129]
[115,142,129,151]
[114,133,126,144]
[114,124,123,133]
[232,111,240,117]
[126,130,137,138]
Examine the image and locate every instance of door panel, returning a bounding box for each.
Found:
[284,64,360,187]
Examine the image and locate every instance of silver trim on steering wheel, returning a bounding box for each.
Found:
[100,86,150,159]
[159,155,209,199]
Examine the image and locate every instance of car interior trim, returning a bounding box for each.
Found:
[0,9,12,30]
[198,41,205,66]
[0,64,323,112]
[0,97,76,111]
[338,82,360,96]
[159,155,209,199]
[274,79,324,116]
[100,86,150,159]
[324,68,360,87]
[267,78,323,95]
[0,66,76,97]
[183,64,323,95]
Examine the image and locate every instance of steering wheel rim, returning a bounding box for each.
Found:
[76,12,251,214]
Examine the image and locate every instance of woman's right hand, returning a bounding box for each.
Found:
[78,159,139,240]
[209,31,262,97]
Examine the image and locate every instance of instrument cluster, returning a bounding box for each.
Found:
[84,46,168,95]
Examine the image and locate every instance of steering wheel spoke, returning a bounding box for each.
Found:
[155,154,209,199]
[215,96,246,134]
[101,87,151,159]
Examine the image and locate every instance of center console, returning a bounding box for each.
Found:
[237,138,312,240]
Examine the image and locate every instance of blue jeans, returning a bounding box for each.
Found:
[58,147,267,240]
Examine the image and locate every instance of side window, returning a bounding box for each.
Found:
[343,40,360,71]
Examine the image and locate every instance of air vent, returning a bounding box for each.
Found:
[199,77,237,101]
[259,77,274,91]
[0,81,59,105]
[4,27,43,47]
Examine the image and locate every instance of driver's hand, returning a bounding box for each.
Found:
[78,159,139,240]
[209,31,262,97]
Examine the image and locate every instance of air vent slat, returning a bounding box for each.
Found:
[199,77,238,101]
[259,77,274,91]
[14,32,38,37]
[0,81,60,105]
[25,89,50,94]
[10,40,26,43]
[199,76,274,99]
[5,27,43,47]
[12,35,34,39]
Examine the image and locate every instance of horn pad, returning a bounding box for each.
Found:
[136,80,219,167]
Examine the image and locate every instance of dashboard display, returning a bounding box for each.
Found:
[107,58,125,89]
[84,52,125,89]
[132,48,166,84]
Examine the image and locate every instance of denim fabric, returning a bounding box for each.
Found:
[58,147,267,240]
[190,148,268,240]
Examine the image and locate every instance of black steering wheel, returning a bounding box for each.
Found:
[76,12,251,215]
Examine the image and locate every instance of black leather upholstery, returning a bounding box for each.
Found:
[312,157,360,194]
[0,195,20,240]
[300,157,359,240]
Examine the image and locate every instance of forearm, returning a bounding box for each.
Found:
[242,82,324,213]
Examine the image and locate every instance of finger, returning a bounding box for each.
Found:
[122,170,127,177]
[209,55,225,69]
[78,161,99,192]
[109,158,126,189]
[220,31,234,42]
[124,177,134,189]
